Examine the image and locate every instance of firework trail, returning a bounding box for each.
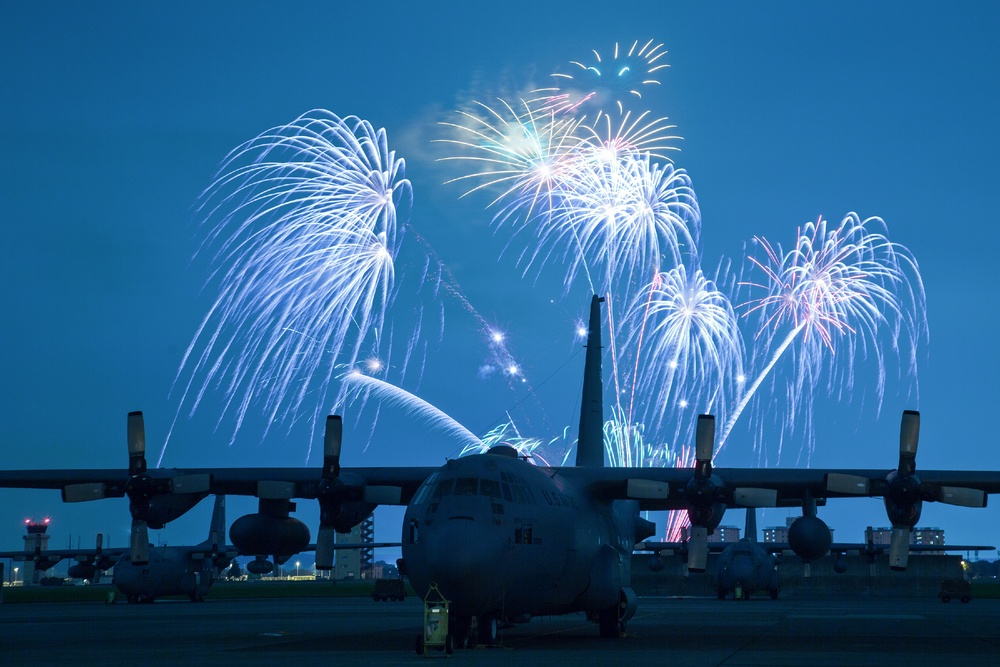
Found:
[719,213,928,460]
[342,370,482,450]
[161,111,411,464]
[459,420,558,465]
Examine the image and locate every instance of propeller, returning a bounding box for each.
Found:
[314,415,343,571]
[683,414,778,572]
[825,410,986,571]
[684,415,719,572]
[65,411,212,565]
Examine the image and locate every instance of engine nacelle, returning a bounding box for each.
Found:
[229,513,310,557]
[246,557,274,575]
[833,552,848,574]
[146,493,207,529]
[787,515,831,561]
[883,471,923,528]
[647,555,666,572]
[68,563,97,580]
[325,501,377,533]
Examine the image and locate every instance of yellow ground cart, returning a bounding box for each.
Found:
[415,582,454,656]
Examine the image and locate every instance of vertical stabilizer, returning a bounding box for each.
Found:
[576,295,605,467]
[745,508,758,543]
[208,495,226,546]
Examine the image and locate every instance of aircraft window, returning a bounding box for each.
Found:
[515,519,533,545]
[511,485,527,504]
[412,483,434,505]
[501,482,513,503]
[434,478,454,499]
[479,479,501,498]
[454,477,478,496]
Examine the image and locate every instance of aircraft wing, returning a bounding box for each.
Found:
[0,546,128,561]
[0,467,435,501]
[558,467,1000,511]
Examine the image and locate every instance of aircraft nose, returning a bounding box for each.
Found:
[424,517,504,599]
[730,554,755,583]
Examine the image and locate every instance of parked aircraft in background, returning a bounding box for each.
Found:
[3,296,1000,645]
[0,531,124,584]
[639,510,994,601]
[112,494,237,602]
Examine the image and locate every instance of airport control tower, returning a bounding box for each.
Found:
[21,519,51,584]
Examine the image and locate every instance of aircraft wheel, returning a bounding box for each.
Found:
[961,596,971,604]
[414,634,424,655]
[717,589,726,600]
[477,614,498,645]
[598,608,622,638]
[449,614,471,648]
[940,595,951,603]
[770,589,779,600]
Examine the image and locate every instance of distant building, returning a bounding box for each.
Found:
[334,515,376,580]
[763,525,788,544]
[712,526,741,543]
[871,526,945,554]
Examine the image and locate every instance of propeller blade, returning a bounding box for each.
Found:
[889,525,910,570]
[127,411,147,476]
[626,479,670,500]
[898,409,919,471]
[687,525,709,572]
[695,414,714,463]
[62,483,107,502]
[315,526,337,570]
[826,473,870,495]
[170,474,211,494]
[130,520,150,565]
[733,487,778,507]
[324,415,343,479]
[937,486,986,508]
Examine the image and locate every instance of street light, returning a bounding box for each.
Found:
[13,567,19,585]
[295,561,300,577]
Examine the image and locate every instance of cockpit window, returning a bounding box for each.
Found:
[479,479,501,499]
[454,477,478,496]
[434,478,455,499]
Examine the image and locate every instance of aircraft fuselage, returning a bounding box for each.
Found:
[113,547,219,602]
[401,446,649,628]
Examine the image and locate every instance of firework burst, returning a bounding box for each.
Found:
[162,111,411,463]
[720,213,928,460]
[622,265,745,442]
[535,39,670,116]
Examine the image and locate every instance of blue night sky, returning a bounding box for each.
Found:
[2,2,999,559]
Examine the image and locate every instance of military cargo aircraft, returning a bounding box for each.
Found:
[2,295,1000,645]
[111,494,237,602]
